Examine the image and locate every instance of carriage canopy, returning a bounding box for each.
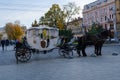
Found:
[26,25,59,51]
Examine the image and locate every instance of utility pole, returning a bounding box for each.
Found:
[112,2,119,42]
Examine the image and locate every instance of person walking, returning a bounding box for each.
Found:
[1,39,5,51]
[5,39,9,50]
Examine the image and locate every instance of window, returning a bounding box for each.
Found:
[105,24,107,29]
[101,18,102,22]
[104,0,107,2]
[112,14,114,19]
[110,15,111,19]
[105,16,107,21]
[86,5,89,9]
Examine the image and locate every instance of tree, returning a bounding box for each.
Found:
[0,33,3,40]
[59,29,72,38]
[32,19,39,27]
[39,4,66,29]
[39,16,45,25]
[88,23,104,35]
[63,2,80,27]
[5,22,24,40]
[4,23,14,39]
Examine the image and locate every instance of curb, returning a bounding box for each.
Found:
[103,43,120,46]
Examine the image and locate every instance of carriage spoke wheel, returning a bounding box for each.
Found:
[58,49,65,57]
[59,49,73,58]
[15,48,31,63]
[65,50,73,58]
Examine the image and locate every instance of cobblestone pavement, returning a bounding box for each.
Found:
[0,44,120,80]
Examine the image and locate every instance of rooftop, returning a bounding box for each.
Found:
[84,0,112,10]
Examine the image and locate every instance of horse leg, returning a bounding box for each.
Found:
[95,45,99,56]
[77,50,81,57]
[76,45,82,57]
[98,45,102,56]
[94,46,97,55]
[81,46,87,57]
[82,49,87,57]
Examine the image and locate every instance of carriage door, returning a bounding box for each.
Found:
[26,29,39,50]
[40,28,49,49]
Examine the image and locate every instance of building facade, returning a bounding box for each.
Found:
[115,0,120,39]
[67,17,83,37]
[83,0,120,40]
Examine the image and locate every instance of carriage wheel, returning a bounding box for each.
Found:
[58,49,65,57]
[15,48,31,63]
[58,49,73,58]
[65,50,73,58]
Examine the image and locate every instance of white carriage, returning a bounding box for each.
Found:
[15,25,59,63]
[26,25,59,51]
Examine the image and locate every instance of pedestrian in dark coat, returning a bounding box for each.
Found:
[1,40,5,51]
[5,39,9,50]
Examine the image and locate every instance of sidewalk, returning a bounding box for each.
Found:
[0,45,14,51]
[104,41,120,46]
[0,45,120,80]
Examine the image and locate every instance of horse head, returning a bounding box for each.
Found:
[100,29,112,39]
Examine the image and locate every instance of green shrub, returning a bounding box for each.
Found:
[88,23,103,35]
[59,29,72,38]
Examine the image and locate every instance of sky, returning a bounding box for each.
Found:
[0,0,96,28]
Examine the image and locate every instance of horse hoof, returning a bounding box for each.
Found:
[83,55,87,57]
[78,55,81,57]
[90,54,97,57]
[99,54,102,56]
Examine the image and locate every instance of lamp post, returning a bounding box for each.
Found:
[112,6,119,42]
[82,24,87,35]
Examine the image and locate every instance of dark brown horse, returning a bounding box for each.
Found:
[76,29,111,57]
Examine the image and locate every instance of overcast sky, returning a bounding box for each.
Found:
[0,0,96,28]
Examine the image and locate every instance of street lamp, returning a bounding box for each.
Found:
[110,6,119,42]
[82,24,87,35]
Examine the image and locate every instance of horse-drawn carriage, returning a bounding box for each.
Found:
[15,25,59,63]
[15,24,111,63]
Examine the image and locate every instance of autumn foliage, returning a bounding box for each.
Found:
[39,4,66,30]
[5,23,24,40]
